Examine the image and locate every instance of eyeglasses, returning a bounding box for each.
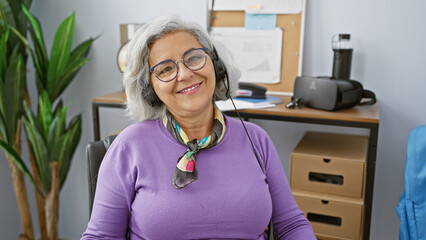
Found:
[150,47,207,82]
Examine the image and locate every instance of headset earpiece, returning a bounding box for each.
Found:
[211,46,230,98]
[142,83,162,106]
[212,57,227,84]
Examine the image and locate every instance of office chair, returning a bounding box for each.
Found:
[86,135,117,217]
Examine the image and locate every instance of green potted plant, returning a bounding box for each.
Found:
[0,4,96,240]
[0,0,35,239]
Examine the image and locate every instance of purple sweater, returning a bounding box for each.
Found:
[82,116,315,239]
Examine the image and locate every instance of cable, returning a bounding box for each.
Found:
[208,0,215,33]
[228,96,266,175]
[228,88,275,238]
[223,73,274,238]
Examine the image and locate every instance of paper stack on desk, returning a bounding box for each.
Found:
[216,96,283,111]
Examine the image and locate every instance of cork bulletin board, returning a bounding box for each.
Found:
[210,5,306,94]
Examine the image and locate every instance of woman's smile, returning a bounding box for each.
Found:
[177,82,202,94]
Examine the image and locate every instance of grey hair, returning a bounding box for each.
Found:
[122,14,241,122]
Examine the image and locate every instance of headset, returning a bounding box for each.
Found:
[211,46,229,97]
[142,80,162,107]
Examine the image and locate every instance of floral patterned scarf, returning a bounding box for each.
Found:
[163,106,226,189]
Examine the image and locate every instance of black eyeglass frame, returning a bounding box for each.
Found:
[149,47,208,82]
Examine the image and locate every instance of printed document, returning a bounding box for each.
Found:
[208,0,302,14]
[210,27,283,84]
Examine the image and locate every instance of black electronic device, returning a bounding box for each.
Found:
[212,47,228,85]
[290,76,376,111]
[142,82,162,107]
[237,82,267,99]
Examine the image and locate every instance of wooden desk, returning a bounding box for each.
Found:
[92,91,379,239]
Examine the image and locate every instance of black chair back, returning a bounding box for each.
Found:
[86,135,117,216]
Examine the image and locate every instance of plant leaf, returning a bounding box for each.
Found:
[50,57,89,101]
[52,99,63,117]
[0,112,6,142]
[1,1,28,59]
[47,106,65,149]
[21,6,45,55]
[23,0,33,9]
[0,28,8,75]
[59,114,81,187]
[51,132,70,186]
[46,12,74,99]
[71,37,96,59]
[0,29,8,123]
[0,139,36,186]
[8,25,41,80]
[49,37,95,100]
[23,102,50,191]
[4,48,25,143]
[0,0,16,29]
[5,0,21,24]
[21,5,47,90]
[37,91,52,140]
[22,101,42,134]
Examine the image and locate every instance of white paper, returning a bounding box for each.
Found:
[210,27,283,84]
[208,0,247,11]
[246,0,302,14]
[208,0,302,14]
[215,99,275,111]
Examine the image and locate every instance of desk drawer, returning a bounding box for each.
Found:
[290,154,365,198]
[290,132,368,198]
[293,191,364,240]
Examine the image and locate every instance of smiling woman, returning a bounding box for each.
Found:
[148,31,217,138]
[81,14,315,240]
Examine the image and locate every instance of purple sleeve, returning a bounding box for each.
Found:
[81,141,135,239]
[260,132,316,239]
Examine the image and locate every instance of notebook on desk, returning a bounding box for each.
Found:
[234,96,283,105]
[215,96,283,111]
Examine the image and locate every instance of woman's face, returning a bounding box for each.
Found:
[149,31,216,119]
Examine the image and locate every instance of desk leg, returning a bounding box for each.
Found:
[92,102,100,141]
[363,125,379,240]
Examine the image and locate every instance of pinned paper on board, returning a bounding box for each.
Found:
[245,13,277,30]
[210,27,283,84]
[209,0,302,14]
[246,0,302,14]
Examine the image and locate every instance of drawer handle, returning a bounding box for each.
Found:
[307,212,342,226]
[309,172,344,185]
[321,200,329,204]
[323,158,331,163]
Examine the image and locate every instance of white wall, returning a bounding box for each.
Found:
[0,0,208,239]
[1,0,425,239]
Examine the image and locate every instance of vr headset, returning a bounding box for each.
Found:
[289,76,376,111]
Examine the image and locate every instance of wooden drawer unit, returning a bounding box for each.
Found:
[293,191,364,240]
[290,132,368,198]
[290,154,365,198]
